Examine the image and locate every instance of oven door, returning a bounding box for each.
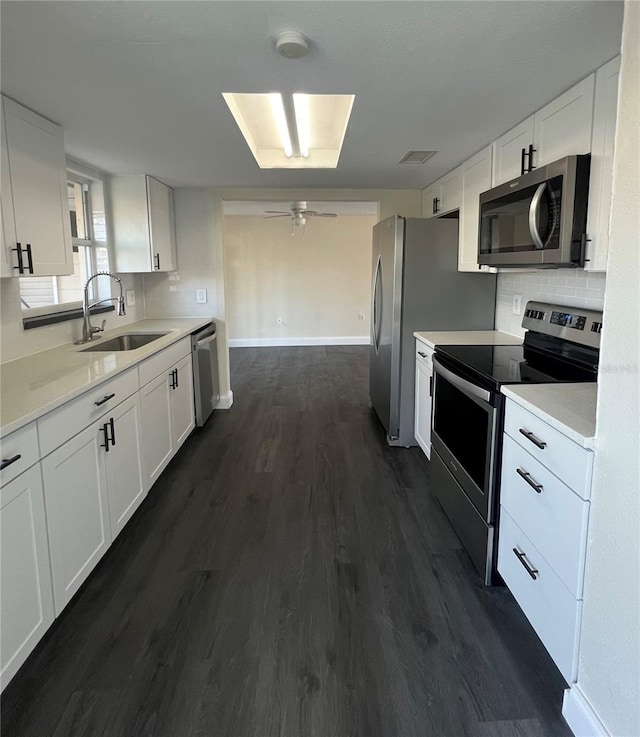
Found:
[431,357,500,522]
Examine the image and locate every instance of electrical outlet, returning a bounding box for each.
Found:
[358,313,365,321]
[126,290,135,307]
[196,288,207,304]
[512,294,522,315]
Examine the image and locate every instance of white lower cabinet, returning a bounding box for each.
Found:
[42,423,112,615]
[140,348,195,490]
[414,342,434,458]
[0,464,55,688]
[498,398,594,684]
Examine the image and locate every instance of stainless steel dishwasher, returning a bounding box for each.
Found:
[191,322,220,427]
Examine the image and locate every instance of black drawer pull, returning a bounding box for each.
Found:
[513,548,538,580]
[1,454,22,471]
[519,428,546,449]
[417,351,428,358]
[95,393,116,407]
[516,467,543,493]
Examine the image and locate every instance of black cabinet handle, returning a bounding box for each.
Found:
[101,423,110,452]
[516,467,543,493]
[13,243,24,274]
[169,368,176,390]
[433,197,439,214]
[418,351,428,358]
[95,393,116,407]
[1,454,22,471]
[154,253,160,270]
[109,417,116,447]
[513,548,538,580]
[174,368,179,389]
[520,147,526,176]
[429,375,433,398]
[527,144,536,173]
[518,428,546,450]
[25,243,34,274]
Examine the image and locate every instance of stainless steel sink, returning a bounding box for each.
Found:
[81,333,168,352]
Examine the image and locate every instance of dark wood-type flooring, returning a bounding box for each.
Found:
[2,346,572,737]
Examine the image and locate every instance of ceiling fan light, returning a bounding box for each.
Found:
[269,93,293,157]
[293,93,310,157]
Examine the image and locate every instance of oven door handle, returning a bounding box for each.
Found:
[433,358,491,404]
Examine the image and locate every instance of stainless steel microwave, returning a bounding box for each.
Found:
[478,154,590,268]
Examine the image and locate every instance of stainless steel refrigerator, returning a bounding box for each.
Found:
[369,215,497,446]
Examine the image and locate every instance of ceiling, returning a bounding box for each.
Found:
[0,1,624,190]
[223,201,378,216]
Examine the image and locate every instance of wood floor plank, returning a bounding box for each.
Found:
[1,346,572,737]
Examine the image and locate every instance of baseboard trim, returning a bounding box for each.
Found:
[228,336,370,347]
[562,685,611,737]
[216,391,234,410]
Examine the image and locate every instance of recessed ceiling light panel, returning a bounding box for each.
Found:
[222,92,355,169]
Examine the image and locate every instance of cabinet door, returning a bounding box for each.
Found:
[170,356,195,451]
[414,360,433,459]
[2,97,73,277]
[42,424,111,615]
[533,74,595,169]
[1,102,17,278]
[421,182,440,218]
[104,394,146,538]
[140,372,173,489]
[1,464,55,688]
[492,115,535,185]
[585,57,620,273]
[439,167,462,214]
[147,176,177,272]
[459,145,494,272]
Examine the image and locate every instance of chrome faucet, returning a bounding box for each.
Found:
[74,271,126,345]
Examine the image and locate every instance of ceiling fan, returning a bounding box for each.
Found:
[263,201,338,232]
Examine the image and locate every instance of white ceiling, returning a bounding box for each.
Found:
[223,200,378,216]
[1,1,623,190]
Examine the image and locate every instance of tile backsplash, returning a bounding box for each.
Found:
[495,269,607,337]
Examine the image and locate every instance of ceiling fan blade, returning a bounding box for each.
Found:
[263,214,289,219]
[313,212,338,217]
[264,210,290,214]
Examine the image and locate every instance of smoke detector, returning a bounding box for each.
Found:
[276,31,309,59]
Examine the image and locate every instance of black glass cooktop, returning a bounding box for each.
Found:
[436,335,599,390]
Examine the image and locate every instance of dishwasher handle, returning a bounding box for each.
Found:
[196,331,216,348]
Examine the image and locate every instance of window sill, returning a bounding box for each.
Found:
[23,305,115,331]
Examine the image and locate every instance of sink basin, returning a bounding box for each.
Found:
[81,333,168,352]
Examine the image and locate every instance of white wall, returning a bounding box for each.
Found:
[225,214,377,345]
[566,3,640,735]
[495,270,606,337]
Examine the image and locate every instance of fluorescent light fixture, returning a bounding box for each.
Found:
[222,92,355,169]
[293,93,310,158]
[269,93,292,158]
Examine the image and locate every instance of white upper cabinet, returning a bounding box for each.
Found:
[532,73,595,169]
[491,75,596,187]
[585,57,620,272]
[492,116,535,186]
[459,145,494,273]
[112,175,177,273]
[421,167,462,218]
[0,96,73,278]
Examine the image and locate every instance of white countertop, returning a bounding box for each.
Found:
[0,317,213,437]
[413,330,522,349]
[501,383,597,450]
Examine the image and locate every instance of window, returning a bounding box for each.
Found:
[19,169,111,314]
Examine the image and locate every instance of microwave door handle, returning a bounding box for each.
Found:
[529,182,548,250]
[433,358,491,404]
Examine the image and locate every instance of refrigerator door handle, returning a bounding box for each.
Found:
[372,255,382,354]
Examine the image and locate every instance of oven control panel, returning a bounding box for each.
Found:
[522,301,602,348]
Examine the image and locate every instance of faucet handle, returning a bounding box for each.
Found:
[100,319,106,332]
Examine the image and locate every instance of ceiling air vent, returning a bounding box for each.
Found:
[399,150,437,164]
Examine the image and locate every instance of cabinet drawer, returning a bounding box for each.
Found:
[138,337,190,387]
[504,401,593,499]
[500,435,589,597]
[0,422,39,486]
[38,368,139,457]
[498,508,581,683]
[415,342,433,370]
